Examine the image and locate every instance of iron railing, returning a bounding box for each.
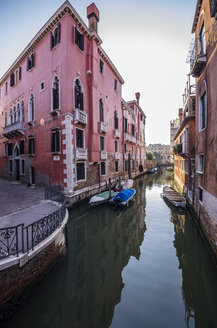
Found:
[0,187,66,260]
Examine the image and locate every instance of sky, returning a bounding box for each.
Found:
[0,0,196,145]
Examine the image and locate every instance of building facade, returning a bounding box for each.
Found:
[170,118,180,162]
[146,144,170,164]
[173,77,196,200]
[189,0,217,227]
[0,1,146,200]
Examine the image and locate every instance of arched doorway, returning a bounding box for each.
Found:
[13,144,20,181]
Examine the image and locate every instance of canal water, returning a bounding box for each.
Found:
[4,169,217,328]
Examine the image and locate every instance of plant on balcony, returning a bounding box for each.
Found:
[173,144,182,154]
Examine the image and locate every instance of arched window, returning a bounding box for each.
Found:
[52,76,60,111]
[17,104,20,122]
[14,145,20,157]
[114,110,118,129]
[74,79,84,110]
[28,94,35,122]
[9,108,12,125]
[99,99,104,122]
[21,101,24,122]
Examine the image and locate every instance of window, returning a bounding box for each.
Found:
[132,160,135,170]
[114,111,118,129]
[100,136,105,151]
[76,129,84,148]
[199,92,206,130]
[21,101,24,122]
[28,137,35,155]
[8,143,13,156]
[13,107,16,123]
[199,22,206,55]
[28,94,35,122]
[100,162,106,176]
[198,154,204,173]
[21,159,25,175]
[124,143,127,153]
[50,23,61,49]
[9,160,13,173]
[4,143,7,157]
[40,82,45,91]
[114,78,117,90]
[74,27,84,51]
[131,124,135,136]
[99,99,104,122]
[10,72,15,87]
[99,59,104,74]
[125,160,128,171]
[76,162,85,181]
[27,53,35,71]
[199,187,203,202]
[20,140,25,155]
[19,66,22,80]
[115,140,118,152]
[115,161,119,173]
[51,129,60,153]
[5,82,8,94]
[52,76,60,111]
[74,79,83,110]
[17,104,20,122]
[124,117,128,133]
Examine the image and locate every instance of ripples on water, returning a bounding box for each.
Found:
[4,169,217,328]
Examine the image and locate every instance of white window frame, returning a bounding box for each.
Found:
[40,81,45,92]
[115,161,119,173]
[51,75,60,112]
[76,161,86,182]
[28,94,35,122]
[100,161,106,176]
[198,186,203,204]
[100,136,105,151]
[199,91,207,132]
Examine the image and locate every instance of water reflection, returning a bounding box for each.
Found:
[170,210,217,328]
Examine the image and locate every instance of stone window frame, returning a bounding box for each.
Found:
[100,161,106,176]
[76,161,86,182]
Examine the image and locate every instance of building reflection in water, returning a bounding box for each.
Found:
[170,210,217,328]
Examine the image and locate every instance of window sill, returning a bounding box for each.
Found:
[76,179,86,183]
[196,170,203,174]
[199,127,206,133]
[28,154,35,157]
[27,121,35,126]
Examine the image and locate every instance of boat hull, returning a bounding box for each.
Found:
[162,186,186,208]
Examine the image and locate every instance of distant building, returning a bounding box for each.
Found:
[170,118,179,162]
[147,144,170,164]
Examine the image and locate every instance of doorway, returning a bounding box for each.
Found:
[15,160,20,181]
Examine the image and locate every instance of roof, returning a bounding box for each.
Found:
[173,114,195,140]
[192,0,203,33]
[0,1,124,85]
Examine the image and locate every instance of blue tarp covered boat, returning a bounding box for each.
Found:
[110,188,136,206]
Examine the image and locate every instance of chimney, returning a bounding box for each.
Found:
[135,92,140,105]
[87,3,100,33]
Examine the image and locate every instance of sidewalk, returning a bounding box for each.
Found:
[0,179,59,228]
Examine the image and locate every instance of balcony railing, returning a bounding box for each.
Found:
[75,148,88,160]
[98,122,107,133]
[114,129,120,138]
[74,108,87,125]
[188,38,206,77]
[124,133,136,144]
[124,153,129,160]
[115,152,120,160]
[100,150,107,160]
[3,122,25,138]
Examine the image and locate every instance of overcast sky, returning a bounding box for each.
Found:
[0,0,196,145]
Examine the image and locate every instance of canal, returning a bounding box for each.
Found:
[3,169,217,328]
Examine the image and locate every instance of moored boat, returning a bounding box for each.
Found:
[162,186,186,208]
[89,190,117,206]
[115,179,133,191]
[110,188,136,207]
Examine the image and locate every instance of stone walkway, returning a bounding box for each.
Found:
[0,179,59,228]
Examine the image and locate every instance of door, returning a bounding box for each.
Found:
[15,160,20,181]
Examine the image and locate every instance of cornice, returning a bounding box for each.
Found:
[98,46,125,85]
[0,1,103,85]
[192,0,203,33]
[127,100,146,118]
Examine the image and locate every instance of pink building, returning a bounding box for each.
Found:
[0,1,146,201]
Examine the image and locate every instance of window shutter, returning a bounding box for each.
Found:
[19,66,22,80]
[80,34,84,51]
[27,56,30,71]
[74,27,78,44]
[57,22,61,43]
[31,53,35,68]
[10,74,13,87]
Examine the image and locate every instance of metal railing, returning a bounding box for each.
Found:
[0,187,66,260]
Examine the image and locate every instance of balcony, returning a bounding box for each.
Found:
[173,143,183,155]
[75,148,88,160]
[74,108,87,125]
[132,154,135,160]
[100,150,107,160]
[114,129,120,138]
[124,153,129,160]
[3,122,25,138]
[190,53,206,78]
[124,133,136,144]
[98,121,107,133]
[114,152,120,160]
